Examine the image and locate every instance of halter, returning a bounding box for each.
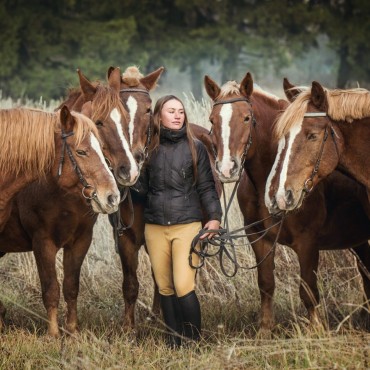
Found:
[57,131,97,200]
[120,87,153,159]
[302,112,340,193]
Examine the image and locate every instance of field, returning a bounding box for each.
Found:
[0,95,369,369]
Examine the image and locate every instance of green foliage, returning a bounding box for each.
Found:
[0,0,369,99]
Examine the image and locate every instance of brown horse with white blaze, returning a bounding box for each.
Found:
[265,81,370,215]
[204,72,370,334]
[108,65,165,331]
[0,68,134,337]
[0,105,119,232]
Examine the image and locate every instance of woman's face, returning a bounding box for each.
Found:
[160,99,185,130]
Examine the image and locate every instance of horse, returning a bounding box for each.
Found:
[0,105,119,232]
[0,67,134,337]
[204,72,370,335]
[108,65,165,331]
[264,81,370,216]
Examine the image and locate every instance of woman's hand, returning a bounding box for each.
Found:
[200,220,221,240]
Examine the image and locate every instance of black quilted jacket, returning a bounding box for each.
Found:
[136,125,222,225]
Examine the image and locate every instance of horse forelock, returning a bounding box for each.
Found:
[326,87,370,122]
[0,108,56,177]
[68,111,102,147]
[90,85,129,127]
[122,66,144,87]
[219,81,240,98]
[274,90,311,140]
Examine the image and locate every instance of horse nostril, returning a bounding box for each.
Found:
[215,160,221,172]
[285,189,294,206]
[108,194,118,207]
[230,158,238,175]
[118,166,129,180]
[134,151,145,165]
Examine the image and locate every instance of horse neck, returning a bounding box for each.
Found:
[337,117,370,189]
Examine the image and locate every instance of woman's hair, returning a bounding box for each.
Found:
[151,95,198,181]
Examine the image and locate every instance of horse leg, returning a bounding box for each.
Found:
[251,238,276,337]
[0,252,6,331]
[297,247,321,327]
[62,235,91,335]
[33,238,60,337]
[117,231,141,332]
[352,242,370,329]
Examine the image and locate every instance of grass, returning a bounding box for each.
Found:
[0,94,369,369]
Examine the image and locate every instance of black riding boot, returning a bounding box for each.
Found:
[160,294,182,348]
[178,290,201,341]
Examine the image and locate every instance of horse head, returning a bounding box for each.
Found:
[115,65,164,171]
[265,80,343,213]
[77,67,140,186]
[56,105,120,214]
[204,71,254,183]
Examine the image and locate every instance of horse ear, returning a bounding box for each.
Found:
[311,81,327,110]
[107,66,121,92]
[77,69,96,102]
[107,66,115,79]
[140,66,164,91]
[283,78,301,102]
[204,75,221,100]
[240,72,253,98]
[60,105,76,132]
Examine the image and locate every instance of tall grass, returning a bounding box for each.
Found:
[0,94,369,369]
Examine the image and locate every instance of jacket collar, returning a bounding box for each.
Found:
[160,125,187,143]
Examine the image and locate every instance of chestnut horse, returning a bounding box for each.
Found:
[109,66,165,331]
[0,105,119,232]
[0,68,133,337]
[204,72,370,334]
[265,81,370,216]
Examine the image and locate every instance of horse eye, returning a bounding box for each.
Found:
[96,120,104,127]
[76,149,87,156]
[307,133,318,141]
[244,116,250,124]
[146,107,152,114]
[209,118,214,125]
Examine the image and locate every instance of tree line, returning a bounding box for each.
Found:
[0,0,369,100]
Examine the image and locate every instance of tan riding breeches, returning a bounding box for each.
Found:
[145,222,201,297]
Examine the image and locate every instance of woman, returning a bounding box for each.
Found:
[137,95,222,347]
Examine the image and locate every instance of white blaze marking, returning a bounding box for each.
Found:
[110,108,139,182]
[275,121,303,202]
[264,136,286,208]
[90,133,116,184]
[219,104,233,177]
[127,96,138,146]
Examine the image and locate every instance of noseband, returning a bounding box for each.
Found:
[120,88,153,159]
[302,112,340,193]
[57,131,97,200]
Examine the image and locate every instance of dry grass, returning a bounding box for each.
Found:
[0,95,369,369]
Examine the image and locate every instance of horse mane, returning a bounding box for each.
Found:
[0,108,100,177]
[326,87,370,122]
[121,66,144,87]
[274,86,370,140]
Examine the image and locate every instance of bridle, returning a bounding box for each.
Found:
[120,87,153,159]
[302,112,340,193]
[57,130,97,200]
